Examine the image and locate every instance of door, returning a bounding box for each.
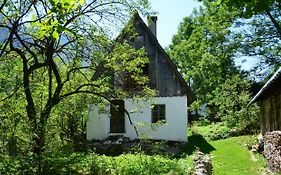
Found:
[110,100,125,133]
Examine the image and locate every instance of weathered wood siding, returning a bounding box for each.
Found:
[132,20,187,97]
[259,91,281,135]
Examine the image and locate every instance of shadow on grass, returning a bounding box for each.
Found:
[181,134,216,155]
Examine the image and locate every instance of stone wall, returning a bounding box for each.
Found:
[193,151,212,175]
[263,131,281,173]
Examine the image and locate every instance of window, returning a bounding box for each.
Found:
[124,63,148,91]
[134,35,145,49]
[151,104,166,123]
[124,73,139,90]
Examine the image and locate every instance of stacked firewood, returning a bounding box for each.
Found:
[263,131,281,174]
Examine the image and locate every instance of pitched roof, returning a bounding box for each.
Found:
[130,13,196,103]
[249,67,281,105]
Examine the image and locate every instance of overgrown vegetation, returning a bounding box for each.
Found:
[0,152,194,175]
[168,0,281,132]
[191,122,237,141]
[0,0,278,174]
[191,119,260,141]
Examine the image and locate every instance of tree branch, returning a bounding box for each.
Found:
[9,36,37,123]
[28,62,48,74]
[0,0,7,12]
[60,90,109,101]
[266,10,281,38]
[14,31,39,63]
[64,66,93,84]
[124,109,139,138]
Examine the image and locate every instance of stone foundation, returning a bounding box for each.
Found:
[263,131,281,174]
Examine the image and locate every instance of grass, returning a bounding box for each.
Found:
[191,122,241,140]
[191,122,229,137]
[210,136,267,175]
[182,124,269,175]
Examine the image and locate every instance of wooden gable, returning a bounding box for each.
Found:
[118,13,195,103]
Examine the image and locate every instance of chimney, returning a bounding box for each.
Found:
[148,16,157,37]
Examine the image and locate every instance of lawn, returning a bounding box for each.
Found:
[210,136,267,175]
[183,123,269,175]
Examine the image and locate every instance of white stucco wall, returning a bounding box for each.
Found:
[87,96,188,142]
[86,104,110,140]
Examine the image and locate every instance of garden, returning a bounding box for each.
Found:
[0,121,271,175]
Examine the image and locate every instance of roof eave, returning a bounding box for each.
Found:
[248,67,281,106]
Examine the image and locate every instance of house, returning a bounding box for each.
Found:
[249,67,281,134]
[86,13,195,142]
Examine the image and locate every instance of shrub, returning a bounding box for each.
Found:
[193,118,211,127]
[211,75,260,131]
[191,122,245,140]
[0,153,39,175]
[1,152,194,175]
[91,153,194,175]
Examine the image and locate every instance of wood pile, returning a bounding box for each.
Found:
[263,131,281,174]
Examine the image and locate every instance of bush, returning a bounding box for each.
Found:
[191,122,246,140]
[0,153,39,175]
[1,152,194,175]
[193,118,211,127]
[90,153,193,175]
[211,75,260,131]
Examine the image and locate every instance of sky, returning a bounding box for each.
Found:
[147,1,255,72]
[148,0,201,48]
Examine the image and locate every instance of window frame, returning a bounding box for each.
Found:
[151,104,166,123]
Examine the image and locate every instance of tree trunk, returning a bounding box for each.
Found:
[31,110,51,174]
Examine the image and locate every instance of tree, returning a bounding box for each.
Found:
[203,0,281,79]
[169,0,260,128]
[0,0,151,163]
[168,1,240,110]
[211,75,259,130]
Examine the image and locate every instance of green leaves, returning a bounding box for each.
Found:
[211,75,259,129]
[52,30,59,41]
[30,0,86,41]
[0,0,152,163]
[207,0,281,78]
[169,1,239,108]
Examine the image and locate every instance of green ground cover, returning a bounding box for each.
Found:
[1,152,194,175]
[184,123,269,175]
[1,123,270,175]
[210,136,267,175]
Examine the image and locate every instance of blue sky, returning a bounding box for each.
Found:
[148,0,201,47]
[147,1,255,72]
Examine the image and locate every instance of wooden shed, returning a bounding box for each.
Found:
[249,68,281,134]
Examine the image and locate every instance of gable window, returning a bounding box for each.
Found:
[134,35,145,49]
[124,63,148,91]
[124,73,139,90]
[151,104,166,123]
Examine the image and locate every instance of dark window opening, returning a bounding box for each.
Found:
[142,63,149,75]
[124,63,148,91]
[134,35,145,49]
[124,73,139,91]
[110,100,125,133]
[151,104,166,123]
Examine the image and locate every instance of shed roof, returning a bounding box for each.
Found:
[249,67,281,105]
